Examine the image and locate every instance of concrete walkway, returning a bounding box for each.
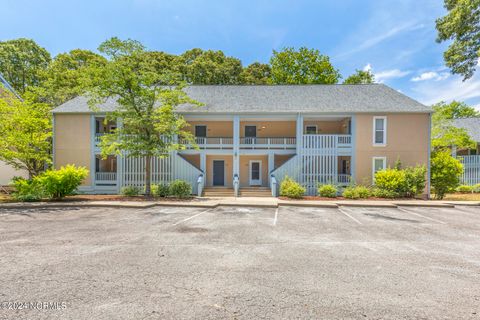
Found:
[0,197,478,210]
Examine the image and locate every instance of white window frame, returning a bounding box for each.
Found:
[372,156,387,182]
[304,125,318,134]
[372,116,387,146]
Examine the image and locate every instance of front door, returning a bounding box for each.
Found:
[244,125,257,144]
[249,160,262,185]
[213,160,225,186]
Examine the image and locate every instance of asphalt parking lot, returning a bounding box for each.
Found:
[0,205,479,319]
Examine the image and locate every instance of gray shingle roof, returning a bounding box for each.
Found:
[452,117,480,142]
[52,84,431,114]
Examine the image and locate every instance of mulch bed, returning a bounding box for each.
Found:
[279,196,418,201]
[60,195,201,202]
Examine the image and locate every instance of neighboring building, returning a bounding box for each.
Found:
[51,84,432,196]
[452,117,480,185]
[0,73,28,185]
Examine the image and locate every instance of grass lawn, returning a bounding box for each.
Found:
[440,193,480,201]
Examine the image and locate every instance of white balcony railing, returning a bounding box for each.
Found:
[95,172,117,182]
[95,133,105,147]
[240,137,296,149]
[337,174,351,185]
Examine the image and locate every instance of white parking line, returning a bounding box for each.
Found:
[172,209,211,226]
[338,207,363,225]
[397,207,446,225]
[273,207,279,226]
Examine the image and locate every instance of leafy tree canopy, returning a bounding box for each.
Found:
[0,90,52,177]
[178,48,243,84]
[86,37,202,195]
[30,49,107,106]
[240,62,272,84]
[431,100,478,150]
[436,0,480,80]
[0,38,51,94]
[270,47,341,84]
[343,69,375,84]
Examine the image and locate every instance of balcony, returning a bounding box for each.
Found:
[240,137,296,149]
[95,172,117,185]
[180,137,296,150]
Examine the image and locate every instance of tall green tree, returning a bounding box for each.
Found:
[270,47,341,84]
[431,101,478,151]
[0,38,51,94]
[0,90,52,177]
[86,37,201,196]
[30,49,107,107]
[178,48,243,84]
[240,62,271,84]
[343,69,375,84]
[436,0,480,80]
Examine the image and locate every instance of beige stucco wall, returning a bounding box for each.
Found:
[186,121,233,137]
[240,121,296,137]
[274,154,295,170]
[180,154,201,170]
[354,113,430,187]
[303,120,348,134]
[205,155,233,187]
[54,114,92,186]
[239,155,269,187]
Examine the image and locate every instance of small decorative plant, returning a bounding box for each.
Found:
[317,184,338,198]
[279,176,305,199]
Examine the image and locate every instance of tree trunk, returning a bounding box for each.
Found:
[145,155,151,196]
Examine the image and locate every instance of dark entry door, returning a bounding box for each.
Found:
[213,160,225,186]
[245,126,257,137]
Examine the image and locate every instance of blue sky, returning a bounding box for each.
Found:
[2,0,479,108]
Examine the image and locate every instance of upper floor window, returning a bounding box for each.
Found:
[305,125,317,134]
[373,116,387,146]
[195,125,207,137]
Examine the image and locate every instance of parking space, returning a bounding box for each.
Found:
[0,205,479,319]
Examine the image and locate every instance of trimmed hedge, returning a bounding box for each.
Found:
[318,184,338,198]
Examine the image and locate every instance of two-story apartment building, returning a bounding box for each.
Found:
[51,84,432,197]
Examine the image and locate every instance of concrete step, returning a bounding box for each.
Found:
[203,188,235,197]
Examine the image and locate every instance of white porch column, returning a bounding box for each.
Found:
[116,117,123,192]
[233,115,240,177]
[350,115,356,183]
[296,113,304,155]
[268,152,274,184]
[200,153,206,173]
[90,115,96,191]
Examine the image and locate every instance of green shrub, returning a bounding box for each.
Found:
[456,185,473,193]
[342,185,371,199]
[318,184,338,198]
[374,165,426,198]
[35,165,89,199]
[121,186,141,196]
[372,188,399,199]
[431,151,463,200]
[374,168,407,195]
[279,176,305,199]
[169,180,192,198]
[404,166,427,197]
[152,184,170,197]
[473,184,480,193]
[11,177,44,202]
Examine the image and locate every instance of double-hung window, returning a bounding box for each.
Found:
[373,116,387,146]
[372,157,386,182]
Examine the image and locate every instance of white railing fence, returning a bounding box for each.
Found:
[120,153,203,194]
[458,155,480,185]
[95,172,117,182]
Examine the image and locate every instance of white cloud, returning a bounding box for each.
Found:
[363,63,372,72]
[336,22,425,58]
[411,71,449,82]
[375,69,411,82]
[411,72,480,106]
